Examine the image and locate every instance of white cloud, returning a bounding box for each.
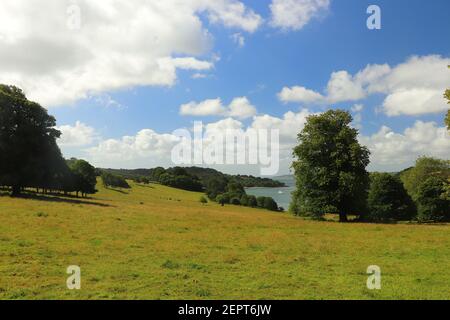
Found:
[56,121,98,147]
[382,88,446,116]
[279,55,450,116]
[351,104,364,113]
[87,129,180,168]
[191,73,209,79]
[360,121,450,172]
[230,33,245,47]
[278,86,325,104]
[171,57,214,70]
[84,109,449,174]
[270,0,330,31]
[180,96,257,119]
[326,71,366,103]
[85,109,312,172]
[205,0,263,33]
[0,0,261,107]
[227,97,257,119]
[180,98,226,116]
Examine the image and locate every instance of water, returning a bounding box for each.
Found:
[245,175,295,211]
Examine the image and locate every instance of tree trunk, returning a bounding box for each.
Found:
[339,212,348,222]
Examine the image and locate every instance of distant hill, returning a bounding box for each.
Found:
[101,166,286,188]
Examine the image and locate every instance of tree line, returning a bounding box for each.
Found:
[0,85,97,197]
[290,109,450,223]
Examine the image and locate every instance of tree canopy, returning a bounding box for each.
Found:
[400,157,450,201]
[366,173,416,222]
[0,85,62,195]
[290,110,370,222]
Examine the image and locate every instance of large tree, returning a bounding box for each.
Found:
[67,159,97,197]
[290,110,370,222]
[366,173,416,222]
[0,84,63,196]
[400,157,450,201]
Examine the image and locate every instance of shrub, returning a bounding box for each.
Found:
[256,196,266,208]
[416,176,450,222]
[263,197,279,211]
[101,172,131,189]
[230,197,241,205]
[366,173,416,222]
[247,195,257,207]
[216,195,226,206]
[240,194,249,206]
[199,196,208,204]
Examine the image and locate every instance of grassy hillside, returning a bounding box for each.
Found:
[0,181,449,300]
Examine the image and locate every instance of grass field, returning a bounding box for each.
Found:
[0,181,449,300]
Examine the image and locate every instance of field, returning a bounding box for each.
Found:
[0,181,449,300]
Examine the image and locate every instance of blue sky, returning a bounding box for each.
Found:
[1,0,449,175]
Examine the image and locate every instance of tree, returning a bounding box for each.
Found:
[240,194,249,206]
[68,159,97,197]
[256,196,266,208]
[416,176,450,222]
[366,173,416,222]
[291,110,370,222]
[263,197,279,211]
[216,194,227,206]
[247,195,257,207]
[230,197,241,205]
[101,172,131,189]
[400,157,450,201]
[205,177,228,200]
[0,84,63,196]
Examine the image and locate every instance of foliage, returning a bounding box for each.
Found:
[263,197,279,211]
[199,196,208,204]
[101,172,131,189]
[291,110,370,222]
[366,173,416,222]
[205,177,228,200]
[416,176,450,222]
[68,159,97,197]
[230,197,241,205]
[0,84,63,195]
[246,195,257,207]
[400,157,450,201]
[239,194,249,206]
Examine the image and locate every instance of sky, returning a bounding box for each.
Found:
[1,0,449,176]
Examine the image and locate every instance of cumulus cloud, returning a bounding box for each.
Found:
[84,108,448,173]
[360,121,450,172]
[180,96,257,119]
[85,109,313,172]
[0,0,262,107]
[56,121,98,147]
[278,86,325,104]
[87,129,180,168]
[270,0,330,31]
[278,55,450,116]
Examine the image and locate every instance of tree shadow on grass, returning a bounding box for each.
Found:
[105,187,130,194]
[136,184,154,189]
[0,192,113,207]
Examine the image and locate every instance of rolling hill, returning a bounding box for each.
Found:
[0,181,449,299]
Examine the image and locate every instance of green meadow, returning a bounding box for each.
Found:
[0,181,449,300]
